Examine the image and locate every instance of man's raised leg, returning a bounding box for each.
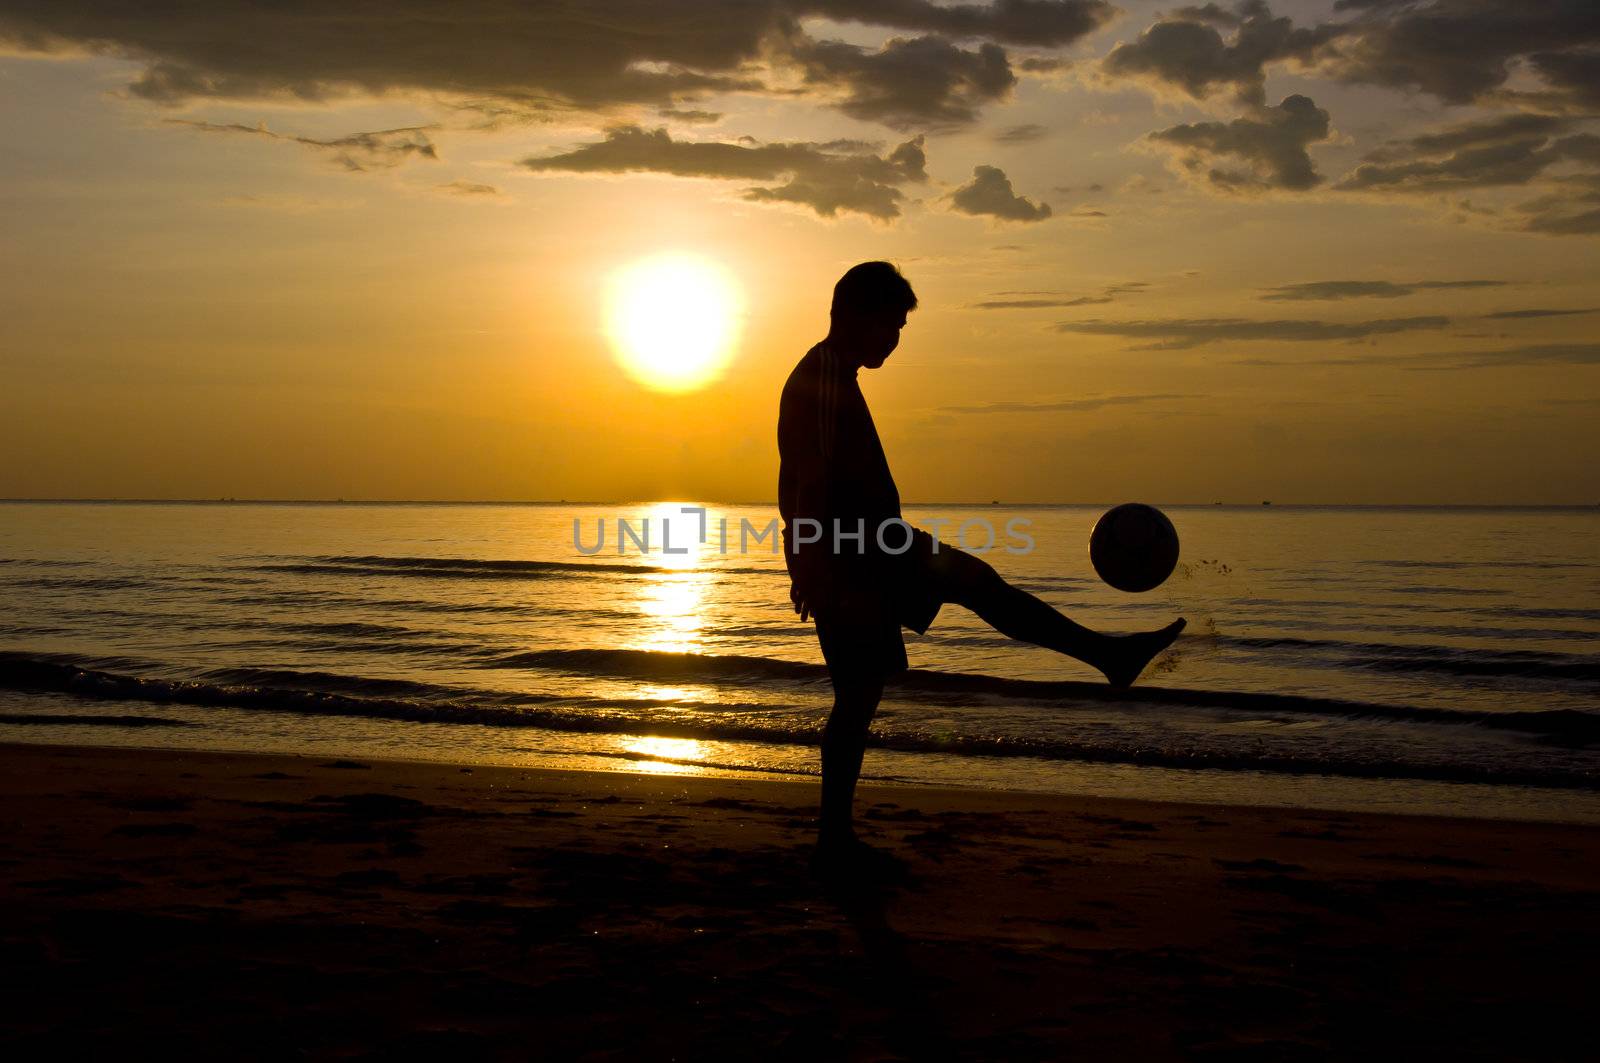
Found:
[937,548,1185,687]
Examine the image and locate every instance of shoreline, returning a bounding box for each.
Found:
[3,740,1596,1057]
[5,717,1598,826]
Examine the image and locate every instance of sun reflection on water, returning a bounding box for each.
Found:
[621,735,708,775]
[633,574,710,653]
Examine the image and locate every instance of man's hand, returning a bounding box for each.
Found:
[789,559,834,624]
[790,579,812,623]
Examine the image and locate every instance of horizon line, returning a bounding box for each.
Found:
[2,498,1597,509]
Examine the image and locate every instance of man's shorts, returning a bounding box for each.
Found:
[813,528,959,685]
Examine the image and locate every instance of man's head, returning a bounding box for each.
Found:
[829,261,917,369]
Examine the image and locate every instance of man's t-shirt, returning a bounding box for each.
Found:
[777,340,902,581]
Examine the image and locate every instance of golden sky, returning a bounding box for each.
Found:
[1,1,1596,504]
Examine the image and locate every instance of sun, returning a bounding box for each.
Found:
[604,252,744,393]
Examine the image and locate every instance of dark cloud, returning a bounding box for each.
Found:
[1419,344,1600,369]
[1017,56,1071,73]
[1237,343,1600,370]
[658,108,723,124]
[1150,94,1331,192]
[1260,279,1506,301]
[971,279,1148,308]
[1338,114,1600,236]
[809,0,1114,46]
[1314,0,1600,108]
[1525,49,1600,112]
[436,180,503,197]
[0,1,1111,128]
[942,393,1188,413]
[949,165,1053,221]
[520,125,927,221]
[1512,175,1600,236]
[1339,116,1600,193]
[1172,4,1243,28]
[1102,2,1600,114]
[1361,114,1572,164]
[1102,1,1343,105]
[1481,308,1597,319]
[995,123,1049,143]
[970,296,1111,309]
[168,121,437,171]
[789,35,1015,130]
[1057,314,1450,349]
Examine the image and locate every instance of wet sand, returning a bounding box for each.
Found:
[1,741,1595,1060]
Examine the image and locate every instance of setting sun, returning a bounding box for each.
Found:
[604,253,743,394]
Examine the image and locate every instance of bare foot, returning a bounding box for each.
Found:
[1097,618,1186,688]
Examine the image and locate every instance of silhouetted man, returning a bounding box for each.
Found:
[778,261,1185,873]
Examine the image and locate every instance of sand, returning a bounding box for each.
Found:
[1,741,1595,1060]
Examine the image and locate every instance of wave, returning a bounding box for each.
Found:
[1365,559,1585,571]
[1217,634,1600,682]
[0,558,92,568]
[1,651,1595,790]
[7,576,150,591]
[0,712,194,728]
[479,648,1600,743]
[249,554,784,580]
[1498,606,1600,622]
[6,646,1593,787]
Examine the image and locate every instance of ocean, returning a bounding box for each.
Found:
[1,501,1596,822]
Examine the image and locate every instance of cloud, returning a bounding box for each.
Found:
[658,108,723,124]
[942,393,1189,414]
[1414,343,1600,369]
[1236,343,1600,370]
[168,121,437,171]
[971,296,1111,309]
[1511,175,1600,236]
[1524,48,1600,112]
[948,165,1052,221]
[1057,315,1450,349]
[1313,0,1600,108]
[1102,1,1343,106]
[1360,114,1573,164]
[995,123,1049,143]
[807,0,1115,47]
[788,34,1016,130]
[1150,94,1332,192]
[1338,115,1600,193]
[0,1,1112,126]
[1171,4,1243,28]
[520,125,927,221]
[1481,308,1596,319]
[1336,113,1600,237]
[1260,279,1506,301]
[1017,56,1071,74]
[969,280,1146,309]
[436,180,503,198]
[1101,2,1600,115]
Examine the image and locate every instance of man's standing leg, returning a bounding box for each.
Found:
[818,672,883,845]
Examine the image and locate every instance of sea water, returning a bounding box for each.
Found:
[1,502,1596,821]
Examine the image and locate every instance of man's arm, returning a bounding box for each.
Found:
[778,359,838,621]
[785,468,833,622]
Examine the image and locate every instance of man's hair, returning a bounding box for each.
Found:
[830,261,917,324]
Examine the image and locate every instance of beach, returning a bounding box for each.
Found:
[3,741,1595,1060]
